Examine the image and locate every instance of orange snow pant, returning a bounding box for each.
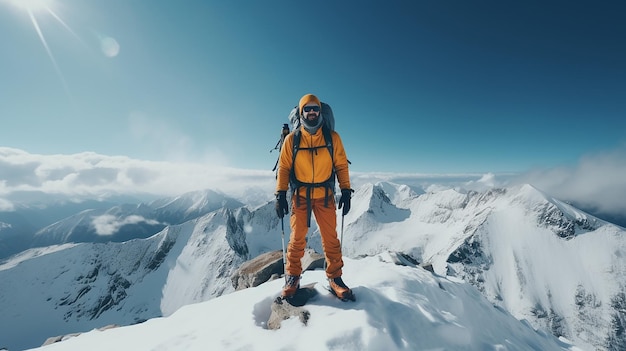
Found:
[286,195,344,279]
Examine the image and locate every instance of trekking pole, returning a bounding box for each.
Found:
[280,216,287,280]
[326,212,346,273]
[340,213,345,252]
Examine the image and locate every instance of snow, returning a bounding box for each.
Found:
[24,254,578,351]
[1,181,624,350]
[0,244,77,270]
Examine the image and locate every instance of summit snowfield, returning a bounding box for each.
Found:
[1,182,625,350]
[24,254,576,351]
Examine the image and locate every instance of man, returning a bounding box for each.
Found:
[275,93,354,301]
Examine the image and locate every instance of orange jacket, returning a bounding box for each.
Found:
[276,127,351,198]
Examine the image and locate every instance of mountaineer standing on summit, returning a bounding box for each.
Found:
[275,93,355,301]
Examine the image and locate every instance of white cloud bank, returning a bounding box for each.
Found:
[1,146,625,219]
[514,145,626,216]
[0,147,273,203]
[91,214,161,236]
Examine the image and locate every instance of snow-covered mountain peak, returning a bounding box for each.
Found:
[349,183,411,224]
[149,188,236,208]
[372,181,420,205]
[505,183,606,238]
[149,188,244,223]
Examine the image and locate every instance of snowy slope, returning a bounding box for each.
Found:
[338,182,626,350]
[24,254,579,351]
[1,182,625,350]
[0,208,248,351]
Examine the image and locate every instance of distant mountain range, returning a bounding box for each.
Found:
[0,183,624,351]
[0,189,243,259]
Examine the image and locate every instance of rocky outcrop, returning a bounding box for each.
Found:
[232,250,284,290]
[231,249,324,290]
[267,284,318,330]
[42,324,119,346]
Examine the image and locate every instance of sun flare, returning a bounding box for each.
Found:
[2,0,73,99]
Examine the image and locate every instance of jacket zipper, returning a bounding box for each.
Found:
[310,134,315,184]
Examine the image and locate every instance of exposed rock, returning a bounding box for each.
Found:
[231,250,283,290]
[42,333,82,346]
[446,233,491,293]
[146,238,176,271]
[231,249,324,290]
[225,209,249,257]
[301,249,325,272]
[268,297,310,330]
[387,251,420,267]
[380,251,435,274]
[42,324,119,346]
[421,262,434,273]
[267,283,318,330]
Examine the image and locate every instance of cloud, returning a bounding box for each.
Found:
[463,172,503,192]
[0,158,43,187]
[0,198,14,211]
[350,171,514,193]
[0,147,275,202]
[2,145,625,221]
[91,214,161,236]
[515,145,626,216]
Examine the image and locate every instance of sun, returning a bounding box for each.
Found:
[2,0,73,99]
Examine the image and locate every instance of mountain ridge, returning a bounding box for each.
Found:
[0,182,624,350]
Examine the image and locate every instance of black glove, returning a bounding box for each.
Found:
[338,189,354,216]
[275,191,289,218]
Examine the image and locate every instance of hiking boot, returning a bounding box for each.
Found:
[281,275,300,297]
[328,277,355,301]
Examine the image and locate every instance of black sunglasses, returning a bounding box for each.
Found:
[303,105,320,113]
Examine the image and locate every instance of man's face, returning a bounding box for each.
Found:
[302,103,320,121]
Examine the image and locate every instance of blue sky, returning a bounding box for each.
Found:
[0,0,625,174]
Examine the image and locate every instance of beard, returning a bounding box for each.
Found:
[303,114,320,127]
[301,113,324,133]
